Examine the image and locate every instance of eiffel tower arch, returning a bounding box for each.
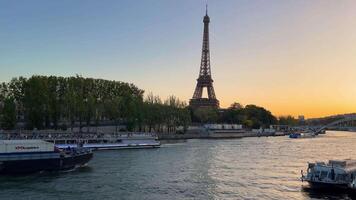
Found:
[189,7,219,109]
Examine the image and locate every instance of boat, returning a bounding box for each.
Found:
[0,140,93,174]
[289,132,315,138]
[51,135,160,150]
[301,159,356,189]
[289,133,302,138]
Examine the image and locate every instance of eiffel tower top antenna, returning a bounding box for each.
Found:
[206,3,208,15]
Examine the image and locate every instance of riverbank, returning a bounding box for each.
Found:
[157,130,288,140]
[0,128,288,141]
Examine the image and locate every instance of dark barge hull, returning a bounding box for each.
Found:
[0,153,93,175]
[61,152,93,170]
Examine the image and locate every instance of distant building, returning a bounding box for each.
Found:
[298,115,305,122]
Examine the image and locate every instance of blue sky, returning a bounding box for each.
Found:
[1,0,356,117]
[0,0,210,90]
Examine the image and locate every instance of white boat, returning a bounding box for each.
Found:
[301,159,356,189]
[0,132,161,151]
[50,135,160,150]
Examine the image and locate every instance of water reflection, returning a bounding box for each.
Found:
[1,131,356,200]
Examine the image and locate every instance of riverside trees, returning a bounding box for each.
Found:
[192,103,278,129]
[0,75,279,132]
[0,75,190,132]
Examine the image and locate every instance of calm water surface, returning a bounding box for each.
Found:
[1,131,356,200]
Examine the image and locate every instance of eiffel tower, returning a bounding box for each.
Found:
[189,6,219,109]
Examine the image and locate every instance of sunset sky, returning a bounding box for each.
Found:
[1,0,356,118]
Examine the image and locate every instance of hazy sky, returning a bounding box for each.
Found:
[1,0,356,118]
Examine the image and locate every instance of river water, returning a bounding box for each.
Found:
[1,131,356,200]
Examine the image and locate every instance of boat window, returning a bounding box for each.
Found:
[328,169,336,180]
[320,171,328,179]
[314,171,320,178]
[336,174,348,181]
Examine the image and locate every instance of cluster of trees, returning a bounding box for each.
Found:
[277,115,299,126]
[191,103,305,128]
[143,94,191,133]
[0,75,295,132]
[191,103,278,129]
[0,76,190,132]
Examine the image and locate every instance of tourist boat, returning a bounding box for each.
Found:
[0,140,93,174]
[50,135,160,150]
[301,159,356,189]
[289,132,315,138]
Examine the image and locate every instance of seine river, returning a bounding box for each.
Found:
[1,131,356,200]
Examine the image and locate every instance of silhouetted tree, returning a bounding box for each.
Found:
[1,97,16,130]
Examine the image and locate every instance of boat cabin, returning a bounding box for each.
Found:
[302,159,356,186]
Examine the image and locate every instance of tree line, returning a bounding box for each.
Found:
[190,102,304,128]
[0,75,190,132]
[0,75,292,132]
[191,103,278,129]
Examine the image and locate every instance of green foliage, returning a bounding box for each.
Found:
[278,115,298,126]
[0,76,280,132]
[141,94,191,133]
[0,75,191,133]
[193,102,278,129]
[1,97,16,130]
[23,76,49,129]
[192,107,219,123]
[242,105,277,128]
[229,102,243,110]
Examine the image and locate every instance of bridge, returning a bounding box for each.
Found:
[314,114,356,133]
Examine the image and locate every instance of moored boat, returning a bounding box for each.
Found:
[50,135,160,150]
[1,132,161,150]
[0,140,93,174]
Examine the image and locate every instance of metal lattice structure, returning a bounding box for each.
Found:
[189,7,219,109]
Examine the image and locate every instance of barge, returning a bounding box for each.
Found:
[0,140,93,174]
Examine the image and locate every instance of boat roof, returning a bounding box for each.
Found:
[329,159,356,167]
[314,159,356,173]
